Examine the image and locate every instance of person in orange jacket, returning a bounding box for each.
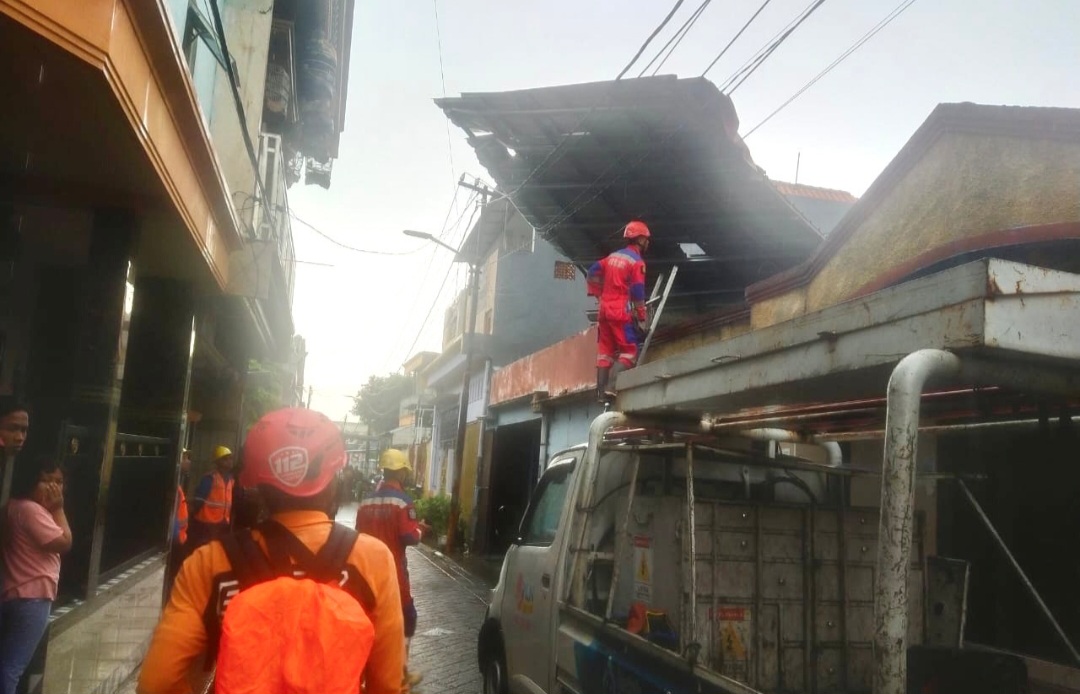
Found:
[138,408,405,694]
[187,446,235,549]
[164,448,192,596]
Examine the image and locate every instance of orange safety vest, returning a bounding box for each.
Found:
[176,485,189,544]
[194,472,234,524]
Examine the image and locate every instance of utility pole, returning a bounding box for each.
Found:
[306,385,313,408]
[403,181,490,555]
[445,258,480,554]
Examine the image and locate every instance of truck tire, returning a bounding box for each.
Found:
[482,653,507,694]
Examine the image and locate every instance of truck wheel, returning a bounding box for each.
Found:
[482,651,507,694]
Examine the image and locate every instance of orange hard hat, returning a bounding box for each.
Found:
[623,220,650,240]
[240,408,345,497]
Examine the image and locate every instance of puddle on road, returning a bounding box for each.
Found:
[418,627,455,637]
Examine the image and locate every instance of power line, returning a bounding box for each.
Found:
[398,202,482,368]
[382,186,481,367]
[617,0,688,80]
[476,0,692,212]
[291,214,429,257]
[700,0,776,78]
[432,0,456,183]
[718,0,819,91]
[638,0,713,77]
[726,0,830,94]
[745,0,919,138]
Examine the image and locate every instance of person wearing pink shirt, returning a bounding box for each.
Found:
[0,458,72,694]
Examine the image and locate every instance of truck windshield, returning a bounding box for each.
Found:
[519,461,575,546]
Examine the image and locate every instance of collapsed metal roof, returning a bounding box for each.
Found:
[437,76,824,319]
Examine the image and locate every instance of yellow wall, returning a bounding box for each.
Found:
[806,132,1080,314]
[459,422,481,522]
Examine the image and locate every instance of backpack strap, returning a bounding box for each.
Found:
[219,529,276,589]
[314,523,358,580]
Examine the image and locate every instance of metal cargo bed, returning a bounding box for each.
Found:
[587,259,1080,694]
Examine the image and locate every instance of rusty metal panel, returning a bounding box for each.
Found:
[489,327,597,406]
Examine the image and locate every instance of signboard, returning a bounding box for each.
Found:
[716,606,752,682]
[632,535,653,604]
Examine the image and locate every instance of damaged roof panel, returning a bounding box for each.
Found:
[437,76,824,321]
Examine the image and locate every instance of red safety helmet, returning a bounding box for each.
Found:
[623,220,651,240]
[240,408,346,497]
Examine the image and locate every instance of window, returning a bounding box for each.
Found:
[520,460,575,546]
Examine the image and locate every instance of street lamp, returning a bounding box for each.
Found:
[403,228,480,555]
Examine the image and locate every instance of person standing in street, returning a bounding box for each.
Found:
[587,220,651,401]
[138,408,405,694]
[0,398,30,505]
[356,449,430,689]
[164,448,192,595]
[188,446,234,550]
[0,458,72,694]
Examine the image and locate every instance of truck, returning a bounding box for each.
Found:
[476,259,1080,694]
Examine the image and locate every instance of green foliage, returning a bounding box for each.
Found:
[243,359,291,428]
[414,495,451,537]
[351,372,412,434]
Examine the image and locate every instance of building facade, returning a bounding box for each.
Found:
[0,0,354,689]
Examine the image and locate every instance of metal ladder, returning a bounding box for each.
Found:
[639,266,678,364]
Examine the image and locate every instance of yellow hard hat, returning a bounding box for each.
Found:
[380,448,411,471]
[213,445,233,461]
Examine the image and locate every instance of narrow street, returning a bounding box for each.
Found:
[337,501,489,693]
[114,502,488,694]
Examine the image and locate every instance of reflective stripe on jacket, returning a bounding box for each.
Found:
[586,246,647,322]
[355,480,422,605]
[175,486,189,544]
[193,471,234,525]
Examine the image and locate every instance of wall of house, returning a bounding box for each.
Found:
[208,0,273,229]
[807,133,1080,314]
[492,236,591,363]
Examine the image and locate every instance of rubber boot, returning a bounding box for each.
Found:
[596,366,611,403]
[605,362,626,401]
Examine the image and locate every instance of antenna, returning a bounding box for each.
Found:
[795,151,801,185]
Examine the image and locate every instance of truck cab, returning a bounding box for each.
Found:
[479,260,1080,694]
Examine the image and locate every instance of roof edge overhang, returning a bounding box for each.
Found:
[620,258,1080,421]
[747,103,1080,304]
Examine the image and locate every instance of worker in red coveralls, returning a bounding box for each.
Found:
[356,448,430,690]
[587,220,651,401]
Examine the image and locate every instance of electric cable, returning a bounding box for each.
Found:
[637,0,713,77]
[290,213,428,256]
[480,0,693,209]
[744,0,919,138]
[207,0,269,217]
[726,0,830,94]
[700,0,776,78]
[718,0,820,91]
[397,202,483,369]
[617,0,688,80]
[432,0,456,183]
[382,187,481,366]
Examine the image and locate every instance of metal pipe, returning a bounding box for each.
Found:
[956,479,1080,666]
[821,416,1078,443]
[569,411,628,608]
[686,442,698,662]
[737,428,843,466]
[537,408,550,480]
[605,452,640,621]
[875,349,961,694]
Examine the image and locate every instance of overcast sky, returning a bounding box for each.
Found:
[287,0,1080,420]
